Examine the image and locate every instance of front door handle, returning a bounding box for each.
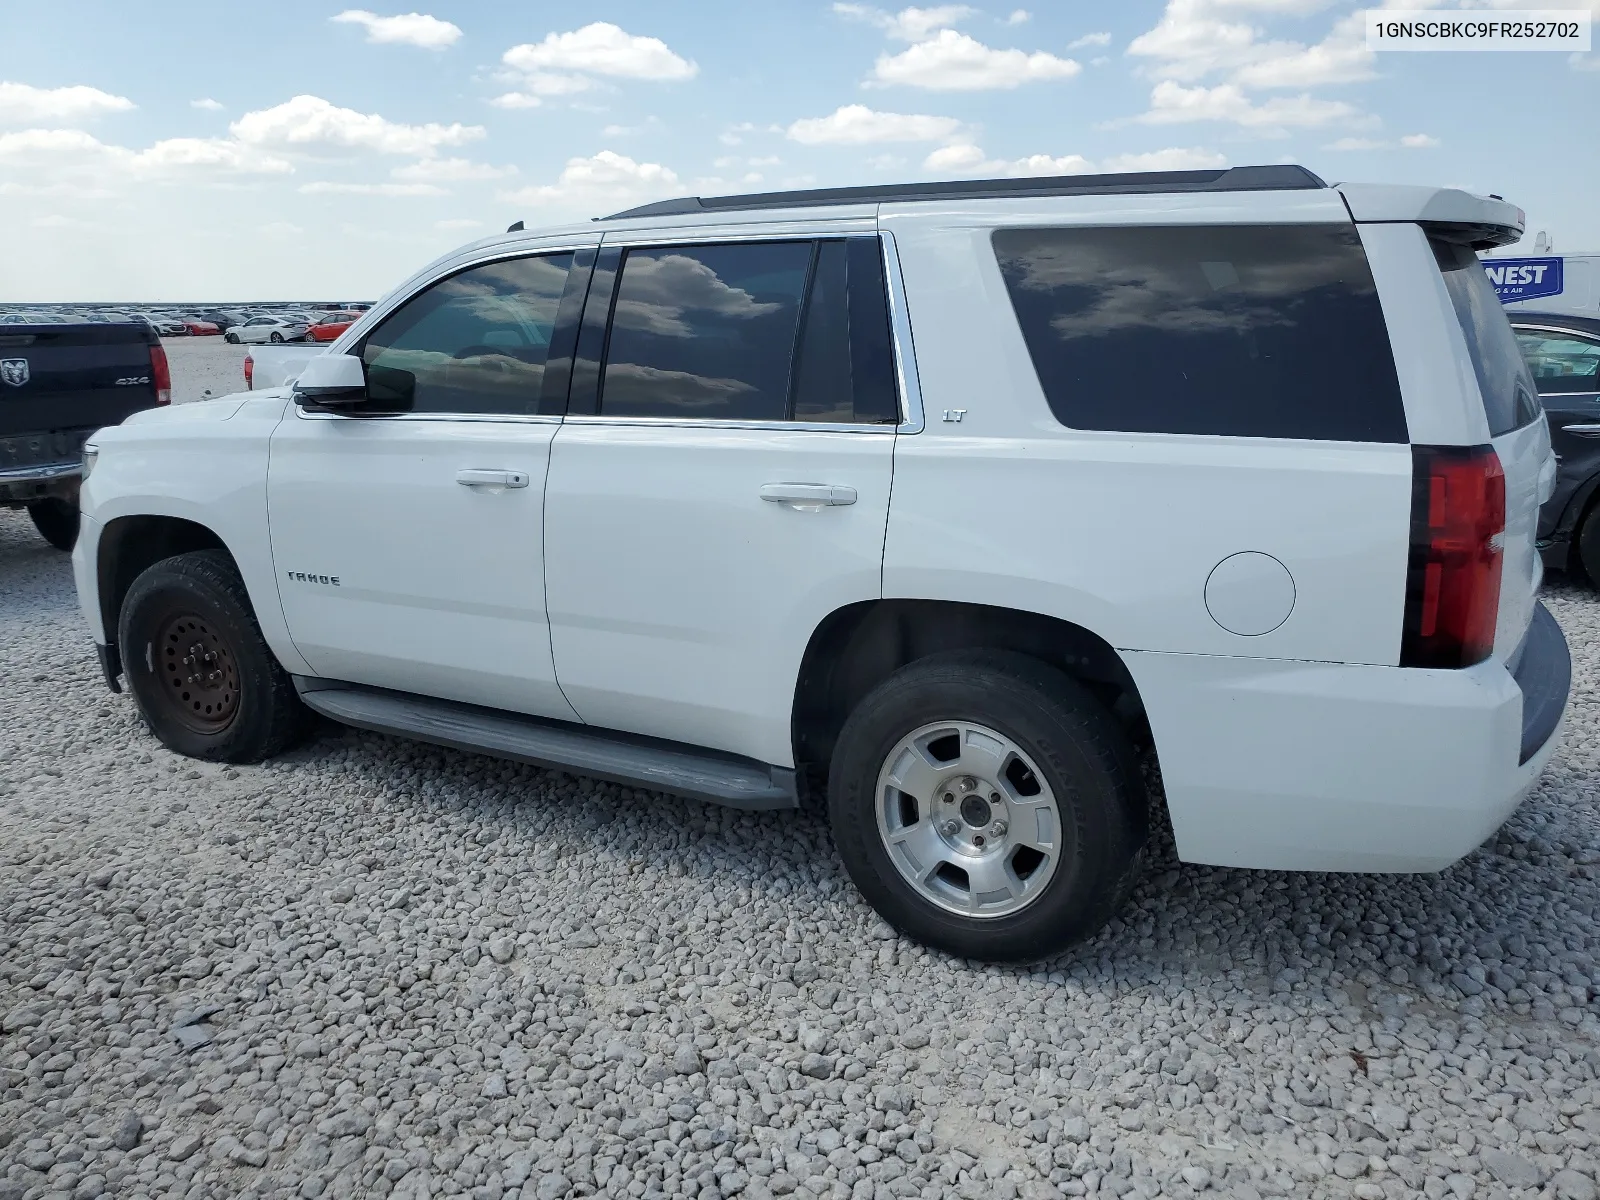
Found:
[456,469,529,489]
[760,483,857,507]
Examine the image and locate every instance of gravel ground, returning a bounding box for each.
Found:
[161,338,252,406]
[1,508,1597,1200]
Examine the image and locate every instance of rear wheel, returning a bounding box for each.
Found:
[27,498,78,551]
[118,550,308,762]
[1577,502,1600,586]
[827,650,1146,962]
[225,332,240,344]
[269,331,284,344]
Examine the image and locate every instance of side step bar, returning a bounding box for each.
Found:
[291,677,799,811]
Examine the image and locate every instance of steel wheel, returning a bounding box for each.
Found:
[875,720,1061,919]
[151,610,240,735]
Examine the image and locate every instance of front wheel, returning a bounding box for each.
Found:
[117,550,308,762]
[27,498,78,551]
[1576,501,1600,586]
[828,650,1146,962]
[269,331,284,343]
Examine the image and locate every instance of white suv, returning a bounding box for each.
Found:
[72,165,1571,961]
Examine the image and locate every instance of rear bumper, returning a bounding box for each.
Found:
[1126,608,1570,872]
[0,461,80,503]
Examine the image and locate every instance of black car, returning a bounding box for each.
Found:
[1512,311,1600,578]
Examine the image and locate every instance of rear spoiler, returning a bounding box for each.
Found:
[1336,183,1525,251]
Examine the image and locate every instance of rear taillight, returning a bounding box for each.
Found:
[244,352,254,390]
[1401,445,1505,669]
[149,342,171,405]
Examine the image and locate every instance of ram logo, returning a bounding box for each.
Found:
[286,571,341,586]
[0,359,29,387]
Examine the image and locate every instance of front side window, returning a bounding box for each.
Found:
[361,252,573,415]
[993,224,1408,442]
[598,239,898,424]
[1513,328,1600,396]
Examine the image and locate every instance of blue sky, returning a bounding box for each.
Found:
[1,0,1595,301]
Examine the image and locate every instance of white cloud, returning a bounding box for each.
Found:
[833,4,978,40]
[330,10,463,50]
[1400,132,1439,148]
[230,95,484,156]
[921,143,1223,177]
[299,180,447,195]
[436,218,483,229]
[391,156,514,182]
[1006,9,1032,24]
[1134,81,1360,131]
[0,127,292,193]
[1101,146,1227,171]
[866,153,908,170]
[191,98,224,112]
[498,150,680,213]
[1067,31,1112,50]
[787,104,964,145]
[1571,52,1600,71]
[0,82,134,126]
[871,30,1081,89]
[1324,133,1441,151]
[502,23,696,81]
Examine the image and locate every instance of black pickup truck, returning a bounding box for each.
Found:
[0,322,170,550]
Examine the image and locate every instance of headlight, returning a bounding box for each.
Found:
[81,442,99,480]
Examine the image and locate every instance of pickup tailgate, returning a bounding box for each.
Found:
[0,323,163,446]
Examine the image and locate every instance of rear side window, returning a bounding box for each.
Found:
[1512,328,1600,396]
[992,224,1408,442]
[598,238,899,424]
[1433,241,1540,434]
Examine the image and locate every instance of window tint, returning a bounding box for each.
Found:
[361,253,573,415]
[992,224,1408,442]
[601,242,809,420]
[1432,240,1541,435]
[1513,328,1600,396]
[596,239,900,424]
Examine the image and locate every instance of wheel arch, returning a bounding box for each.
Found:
[791,598,1149,782]
[98,514,233,652]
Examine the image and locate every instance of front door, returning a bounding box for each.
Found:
[267,245,590,719]
[543,232,903,767]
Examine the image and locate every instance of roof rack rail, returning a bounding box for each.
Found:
[604,164,1327,221]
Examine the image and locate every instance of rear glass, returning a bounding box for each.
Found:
[992,224,1408,442]
[1432,240,1541,436]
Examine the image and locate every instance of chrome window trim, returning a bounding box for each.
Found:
[562,414,895,434]
[1510,323,1600,343]
[879,228,924,435]
[294,408,563,425]
[596,219,876,249]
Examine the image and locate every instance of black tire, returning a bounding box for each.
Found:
[1577,502,1600,586]
[117,550,308,763]
[225,332,240,344]
[269,331,284,343]
[828,650,1146,962]
[27,498,79,551]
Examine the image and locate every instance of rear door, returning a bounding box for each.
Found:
[1433,240,1554,657]
[542,229,901,767]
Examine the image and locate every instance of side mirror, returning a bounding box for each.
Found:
[293,353,368,408]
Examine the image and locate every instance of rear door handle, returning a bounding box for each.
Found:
[1563,424,1600,438]
[760,483,857,507]
[456,469,529,489]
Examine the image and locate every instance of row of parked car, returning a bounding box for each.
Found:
[0,303,371,343]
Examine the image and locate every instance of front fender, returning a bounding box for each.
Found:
[80,395,311,677]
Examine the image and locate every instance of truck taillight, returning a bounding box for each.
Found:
[150,342,171,405]
[244,352,254,390]
[1401,445,1504,669]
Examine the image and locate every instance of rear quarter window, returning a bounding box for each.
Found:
[992,224,1408,442]
[1432,240,1541,435]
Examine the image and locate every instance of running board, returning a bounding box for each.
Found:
[291,678,798,811]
